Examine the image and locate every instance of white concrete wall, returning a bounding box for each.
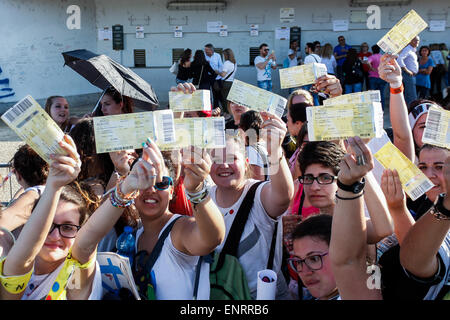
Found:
[0,0,98,105]
[1,0,450,107]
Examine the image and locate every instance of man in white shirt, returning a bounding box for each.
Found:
[397,36,420,105]
[303,43,321,105]
[254,43,277,92]
[204,43,224,109]
[304,42,322,65]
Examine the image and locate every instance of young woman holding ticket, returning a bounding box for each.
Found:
[0,135,104,300]
[209,111,295,299]
[69,137,226,300]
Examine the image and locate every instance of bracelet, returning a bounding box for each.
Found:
[115,176,139,200]
[335,190,364,201]
[110,189,134,208]
[390,83,404,95]
[268,153,284,166]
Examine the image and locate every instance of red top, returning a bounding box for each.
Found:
[169,175,193,216]
[358,52,372,72]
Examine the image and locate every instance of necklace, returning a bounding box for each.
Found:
[25,271,53,299]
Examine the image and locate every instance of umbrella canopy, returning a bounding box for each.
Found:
[62,49,159,111]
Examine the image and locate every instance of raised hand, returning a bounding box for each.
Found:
[120,138,164,195]
[338,137,374,186]
[109,149,138,176]
[170,82,196,94]
[443,156,450,208]
[315,74,343,98]
[47,135,81,189]
[181,146,212,193]
[259,111,287,160]
[378,54,402,86]
[380,169,405,211]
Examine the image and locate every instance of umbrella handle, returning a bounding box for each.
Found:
[92,89,107,115]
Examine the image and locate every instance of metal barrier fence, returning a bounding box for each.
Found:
[0,163,13,207]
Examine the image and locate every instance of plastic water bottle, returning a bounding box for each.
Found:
[116,226,135,267]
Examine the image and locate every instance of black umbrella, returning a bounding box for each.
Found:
[62,49,159,111]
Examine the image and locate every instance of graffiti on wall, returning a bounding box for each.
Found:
[0,66,15,99]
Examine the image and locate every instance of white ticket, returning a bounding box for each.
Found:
[93,110,175,153]
[422,106,450,149]
[279,63,328,89]
[169,90,211,112]
[323,90,381,106]
[306,102,384,141]
[377,9,428,55]
[160,117,226,149]
[1,95,67,163]
[227,80,287,118]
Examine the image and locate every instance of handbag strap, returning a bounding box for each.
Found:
[266,221,278,270]
[199,65,204,83]
[223,63,236,81]
[142,216,183,273]
[215,181,265,271]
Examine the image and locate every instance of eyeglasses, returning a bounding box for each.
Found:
[49,223,81,239]
[154,176,173,191]
[298,173,338,185]
[287,252,329,272]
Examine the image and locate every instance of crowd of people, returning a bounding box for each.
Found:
[0,34,449,301]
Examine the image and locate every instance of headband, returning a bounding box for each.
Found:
[408,103,434,129]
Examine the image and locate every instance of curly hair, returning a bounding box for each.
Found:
[11,144,49,187]
[298,141,345,176]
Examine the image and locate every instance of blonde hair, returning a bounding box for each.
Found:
[287,89,314,109]
[223,48,236,64]
[320,43,333,59]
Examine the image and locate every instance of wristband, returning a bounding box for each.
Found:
[116,176,139,200]
[390,83,404,94]
[110,188,134,208]
[429,193,450,220]
[335,190,364,201]
[0,258,33,294]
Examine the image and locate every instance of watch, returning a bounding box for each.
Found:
[430,193,450,220]
[337,178,365,194]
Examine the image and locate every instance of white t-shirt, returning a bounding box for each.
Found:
[304,54,321,65]
[255,56,274,81]
[320,56,337,74]
[209,180,289,299]
[135,214,210,300]
[22,260,103,300]
[222,60,237,82]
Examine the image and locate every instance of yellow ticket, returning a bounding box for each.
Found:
[169,90,211,112]
[279,63,328,89]
[323,90,381,106]
[227,79,287,118]
[1,95,67,163]
[93,110,175,154]
[422,106,450,149]
[377,10,427,55]
[374,141,434,201]
[306,102,384,141]
[160,117,226,149]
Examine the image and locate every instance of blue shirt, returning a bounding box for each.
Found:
[397,45,419,74]
[415,57,435,88]
[333,44,351,66]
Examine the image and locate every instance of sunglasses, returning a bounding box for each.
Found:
[263,49,270,52]
[154,176,173,191]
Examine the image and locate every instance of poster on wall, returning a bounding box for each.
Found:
[174,26,183,38]
[333,20,349,32]
[219,25,228,37]
[280,8,295,23]
[250,24,259,36]
[207,21,222,33]
[98,27,112,41]
[429,20,446,32]
[136,26,144,39]
[275,27,290,40]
